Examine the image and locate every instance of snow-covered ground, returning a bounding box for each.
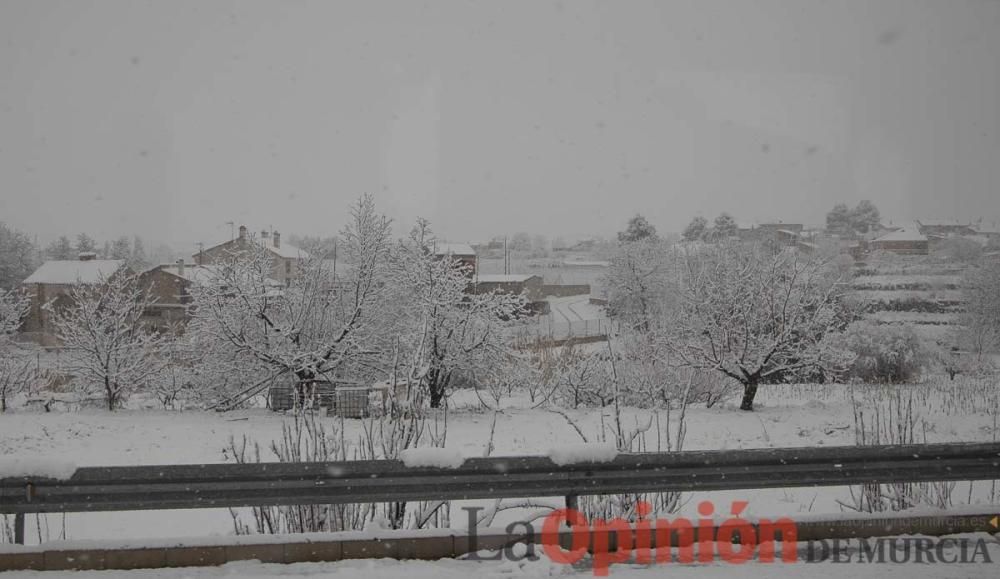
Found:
[2,382,998,548]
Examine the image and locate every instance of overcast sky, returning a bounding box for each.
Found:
[1,0,998,249]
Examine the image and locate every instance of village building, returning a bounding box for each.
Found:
[870,226,930,255]
[432,242,477,275]
[471,273,548,315]
[139,260,222,331]
[20,253,130,346]
[916,219,976,238]
[193,225,309,286]
[973,222,1000,242]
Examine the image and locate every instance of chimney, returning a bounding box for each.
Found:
[273,231,280,249]
[176,258,185,277]
[238,225,247,240]
[78,252,96,261]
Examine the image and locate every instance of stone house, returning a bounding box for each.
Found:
[20,253,130,346]
[193,225,310,286]
[139,260,222,331]
[870,227,930,255]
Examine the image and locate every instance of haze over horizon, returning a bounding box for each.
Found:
[1,0,998,248]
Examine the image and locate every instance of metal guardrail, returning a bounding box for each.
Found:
[3,442,999,544]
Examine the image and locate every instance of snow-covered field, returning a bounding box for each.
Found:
[2,381,998,549]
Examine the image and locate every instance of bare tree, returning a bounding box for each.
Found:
[665,243,847,411]
[0,288,28,338]
[962,262,1000,362]
[50,273,165,410]
[0,357,33,412]
[0,288,31,411]
[603,240,673,332]
[393,219,526,407]
[189,195,395,400]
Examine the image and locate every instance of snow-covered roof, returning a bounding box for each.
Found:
[475,274,537,283]
[916,219,972,227]
[973,223,1000,235]
[23,260,126,285]
[260,239,310,259]
[562,259,610,267]
[873,227,927,242]
[433,242,476,256]
[195,234,310,262]
[151,264,224,284]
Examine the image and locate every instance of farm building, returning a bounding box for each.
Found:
[916,219,976,238]
[432,242,477,275]
[471,273,548,314]
[973,222,1000,241]
[20,254,130,346]
[870,227,929,255]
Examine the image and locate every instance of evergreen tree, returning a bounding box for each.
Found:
[712,212,738,239]
[75,233,98,255]
[618,214,658,243]
[130,236,148,268]
[110,236,132,260]
[848,200,881,235]
[825,203,851,235]
[45,236,74,260]
[682,216,708,242]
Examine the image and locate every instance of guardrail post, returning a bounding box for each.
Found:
[14,513,25,545]
[565,494,578,527]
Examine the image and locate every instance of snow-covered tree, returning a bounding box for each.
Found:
[75,233,98,255]
[0,222,39,289]
[110,236,132,260]
[50,272,165,410]
[603,240,674,332]
[712,212,738,240]
[962,262,1000,361]
[664,243,848,411]
[0,288,29,338]
[825,203,851,236]
[848,200,881,235]
[189,195,396,399]
[45,236,75,260]
[681,216,708,242]
[393,219,526,407]
[618,214,658,243]
[130,236,148,268]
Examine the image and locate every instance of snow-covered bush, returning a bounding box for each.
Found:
[831,321,930,383]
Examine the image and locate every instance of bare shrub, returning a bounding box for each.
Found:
[846,385,954,512]
[226,412,364,534]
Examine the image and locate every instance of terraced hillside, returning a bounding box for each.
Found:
[847,255,968,345]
